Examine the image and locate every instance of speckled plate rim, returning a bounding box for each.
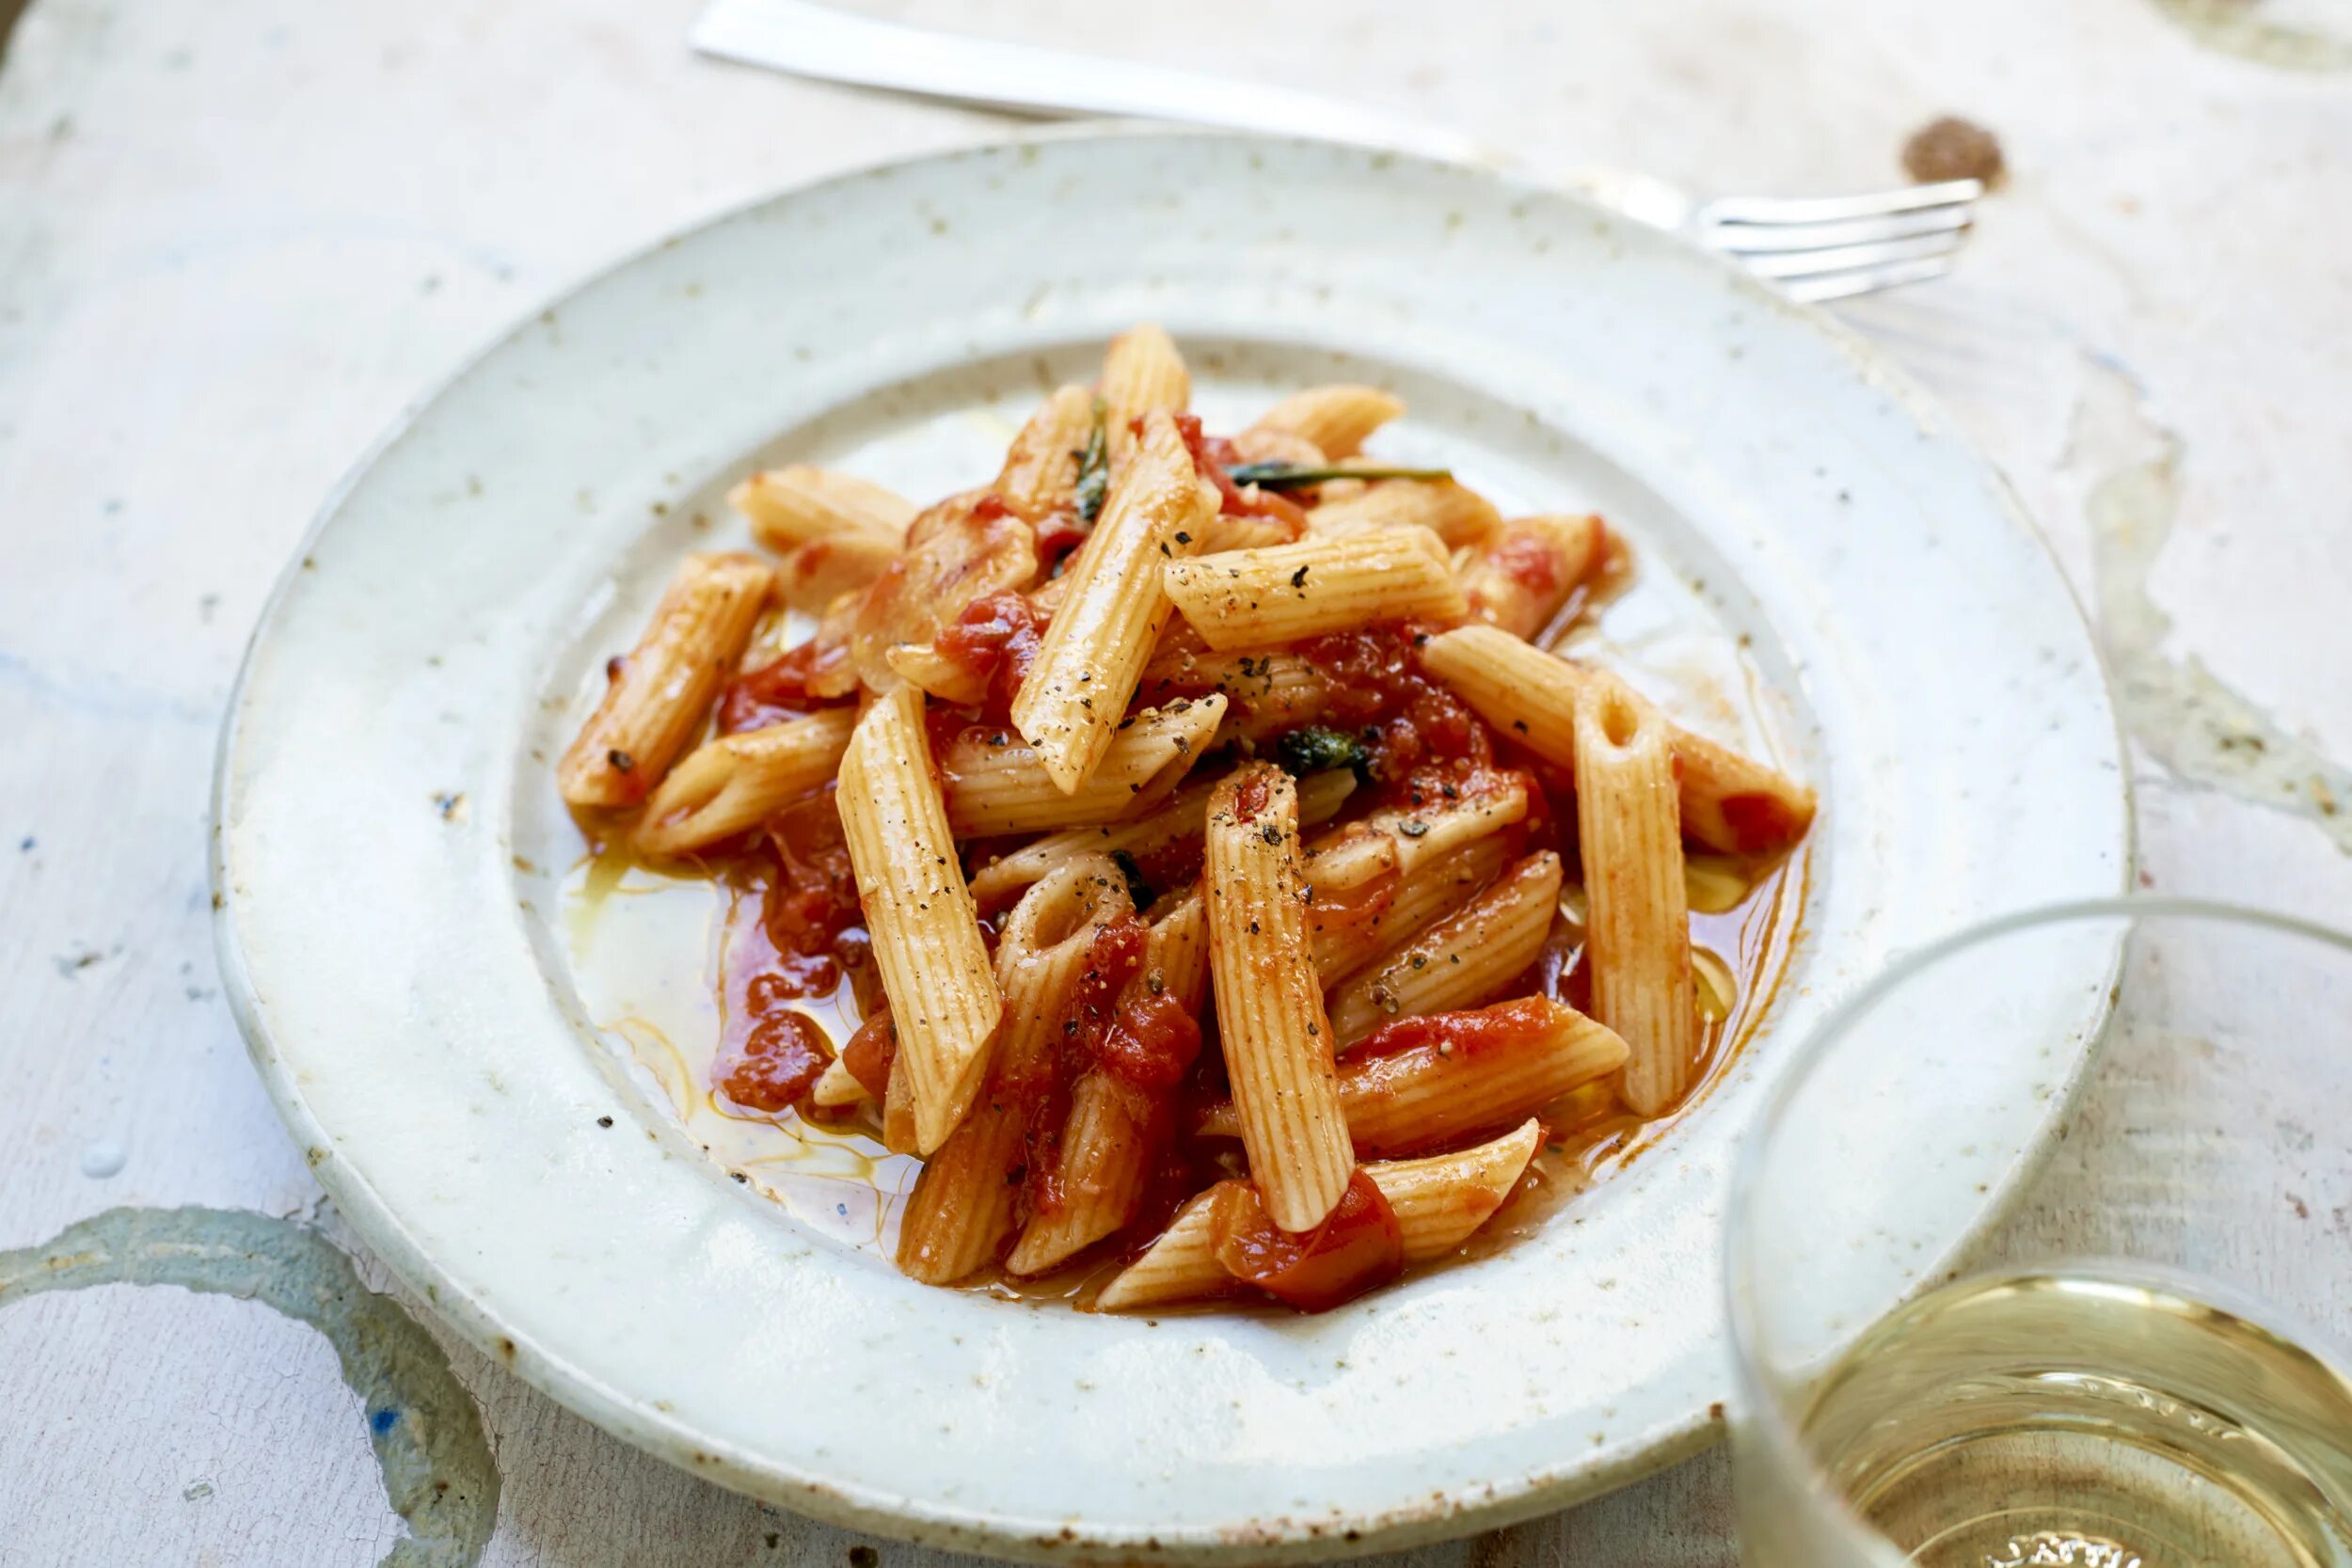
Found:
[210,124,2135,1562]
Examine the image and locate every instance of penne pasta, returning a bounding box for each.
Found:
[835,686,1006,1153]
[995,385,1098,519]
[1420,625,1817,853]
[809,1054,870,1109]
[1136,641,1330,744]
[1309,480,1503,549]
[774,532,899,614]
[1202,765,1354,1232]
[549,327,1819,1314]
[1243,385,1403,461]
[559,552,774,808]
[966,767,1357,911]
[1162,527,1467,651]
[1312,834,1509,983]
[731,465,914,552]
[898,856,1127,1284]
[1327,851,1563,1046]
[1100,325,1190,455]
[1009,411,1213,793]
[1574,670,1697,1117]
[1459,514,1607,640]
[635,709,857,857]
[1094,1119,1543,1311]
[1006,889,1211,1275]
[1223,427,1327,468]
[1194,996,1628,1158]
[940,695,1226,837]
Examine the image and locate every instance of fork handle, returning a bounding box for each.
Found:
[691,0,1490,166]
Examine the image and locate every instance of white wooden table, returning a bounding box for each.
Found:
[4,0,2347,1562]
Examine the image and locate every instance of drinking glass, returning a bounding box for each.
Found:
[1727,897,2352,1567]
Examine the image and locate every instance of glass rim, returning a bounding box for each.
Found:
[1721,893,2352,1538]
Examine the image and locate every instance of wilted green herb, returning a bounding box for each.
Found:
[1223,462,1453,490]
[1073,398,1110,523]
[1275,726,1372,777]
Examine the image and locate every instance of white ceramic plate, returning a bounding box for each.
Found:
[214,131,2130,1561]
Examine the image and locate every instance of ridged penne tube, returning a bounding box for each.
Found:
[995,385,1096,518]
[1327,851,1563,1046]
[1009,411,1211,793]
[941,695,1226,837]
[1162,528,1466,652]
[898,857,1125,1284]
[967,768,1357,911]
[1421,626,1817,854]
[1224,428,1327,468]
[1312,834,1509,982]
[1244,386,1403,460]
[1574,672,1697,1117]
[1203,764,1353,1232]
[1006,891,1210,1275]
[1100,325,1189,456]
[1136,643,1329,744]
[731,465,914,551]
[1309,481,1503,549]
[1194,513,1299,553]
[1319,772,1527,887]
[810,1055,870,1109]
[882,1048,918,1155]
[1094,1119,1542,1311]
[775,532,899,614]
[836,686,1005,1153]
[1195,997,1628,1157]
[1459,514,1607,639]
[559,552,774,808]
[634,709,857,857]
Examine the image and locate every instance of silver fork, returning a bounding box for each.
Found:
[690,0,1980,303]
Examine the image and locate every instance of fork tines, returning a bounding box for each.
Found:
[1701,179,1983,304]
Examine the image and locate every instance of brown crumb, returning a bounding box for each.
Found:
[1901,115,2006,188]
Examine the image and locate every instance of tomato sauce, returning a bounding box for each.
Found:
[1206,1169,1405,1312]
[1297,626,1489,794]
[1351,994,1556,1062]
[934,591,1045,720]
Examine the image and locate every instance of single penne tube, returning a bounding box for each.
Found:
[1574,671,1697,1116]
[1312,833,1509,982]
[1094,1118,1542,1311]
[1009,411,1212,793]
[1458,514,1607,639]
[941,695,1226,837]
[775,532,899,614]
[1162,528,1467,651]
[882,1047,918,1155]
[634,709,857,857]
[559,552,775,808]
[1193,513,1299,553]
[731,465,914,551]
[1223,427,1326,467]
[1365,773,1530,879]
[1006,889,1211,1275]
[1136,641,1329,744]
[1309,480,1502,548]
[836,686,1005,1153]
[810,1054,871,1109]
[1202,764,1354,1232]
[883,640,990,707]
[995,385,1097,518]
[966,767,1356,911]
[1101,325,1189,457]
[1243,385,1403,460]
[1194,996,1628,1158]
[1327,851,1564,1046]
[898,856,1127,1285]
[1421,626,1817,853]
